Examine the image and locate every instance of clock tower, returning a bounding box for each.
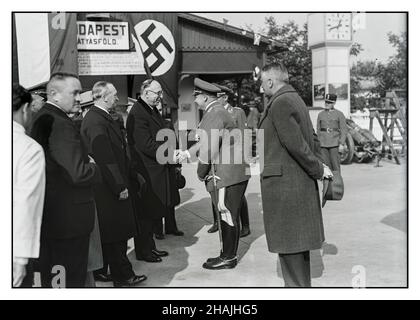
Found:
[308,13,353,117]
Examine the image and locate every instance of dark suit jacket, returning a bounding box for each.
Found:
[126,98,173,217]
[80,106,137,244]
[30,103,99,240]
[259,85,325,254]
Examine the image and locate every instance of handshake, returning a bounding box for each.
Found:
[173,149,190,163]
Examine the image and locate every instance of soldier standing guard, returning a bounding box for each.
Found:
[183,78,250,269]
[316,94,348,172]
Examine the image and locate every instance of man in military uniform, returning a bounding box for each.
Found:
[316,94,348,172]
[181,78,250,269]
[213,84,251,238]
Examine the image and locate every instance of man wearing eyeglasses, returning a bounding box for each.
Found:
[126,79,177,263]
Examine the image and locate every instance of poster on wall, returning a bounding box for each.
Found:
[78,51,145,75]
[328,83,349,100]
[314,84,326,101]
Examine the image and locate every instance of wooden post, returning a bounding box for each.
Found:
[369,109,376,132]
[375,111,400,165]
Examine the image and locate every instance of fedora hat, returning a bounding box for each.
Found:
[322,171,344,208]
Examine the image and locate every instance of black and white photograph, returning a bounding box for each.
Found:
[314,84,326,101]
[328,83,349,100]
[4,1,416,303]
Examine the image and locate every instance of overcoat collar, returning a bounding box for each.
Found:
[43,102,72,121]
[136,98,165,128]
[258,84,296,128]
[90,105,124,144]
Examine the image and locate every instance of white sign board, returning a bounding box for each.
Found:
[78,51,145,75]
[77,21,129,50]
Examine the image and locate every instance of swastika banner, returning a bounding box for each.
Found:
[115,13,179,109]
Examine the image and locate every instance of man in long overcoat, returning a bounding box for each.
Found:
[30,73,100,287]
[258,63,333,287]
[126,79,174,262]
[81,81,146,287]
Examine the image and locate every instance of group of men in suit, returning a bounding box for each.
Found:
[14,61,338,288]
[27,74,147,287]
[15,72,187,288]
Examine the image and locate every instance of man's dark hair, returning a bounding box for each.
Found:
[261,62,289,83]
[13,83,32,112]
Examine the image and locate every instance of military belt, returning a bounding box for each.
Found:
[320,128,340,133]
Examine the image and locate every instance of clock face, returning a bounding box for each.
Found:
[326,13,352,41]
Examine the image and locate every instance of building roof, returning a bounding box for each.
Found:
[178,13,286,54]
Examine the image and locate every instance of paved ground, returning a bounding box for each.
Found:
[98,158,407,288]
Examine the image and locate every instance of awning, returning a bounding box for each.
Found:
[180,51,263,75]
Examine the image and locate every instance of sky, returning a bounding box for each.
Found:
[196,13,407,63]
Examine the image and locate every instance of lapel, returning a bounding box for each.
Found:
[90,106,124,144]
[137,98,165,129]
[258,84,296,128]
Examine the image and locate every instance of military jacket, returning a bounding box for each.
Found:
[316,109,347,148]
[196,100,250,192]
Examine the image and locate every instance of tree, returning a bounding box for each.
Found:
[264,17,313,105]
[350,60,381,111]
[350,31,407,111]
[376,32,407,92]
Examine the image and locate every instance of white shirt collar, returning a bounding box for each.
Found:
[94,104,110,114]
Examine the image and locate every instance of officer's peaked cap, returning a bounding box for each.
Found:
[194,78,221,96]
[325,93,337,103]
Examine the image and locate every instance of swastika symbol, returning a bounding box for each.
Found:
[140,23,174,73]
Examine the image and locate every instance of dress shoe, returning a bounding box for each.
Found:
[202,256,238,270]
[136,254,162,263]
[240,227,251,238]
[155,233,165,240]
[151,249,169,257]
[166,229,184,236]
[93,273,113,282]
[206,251,223,263]
[206,256,219,263]
[207,224,219,233]
[114,274,147,287]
